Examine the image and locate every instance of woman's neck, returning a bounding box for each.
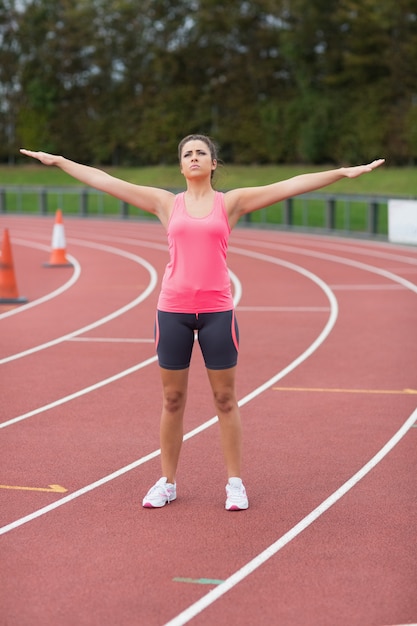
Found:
[185,180,214,200]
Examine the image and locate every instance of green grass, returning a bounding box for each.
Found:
[2,162,417,196]
[0,162,415,235]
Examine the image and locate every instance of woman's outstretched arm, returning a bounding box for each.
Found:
[20,149,173,219]
[225,159,385,225]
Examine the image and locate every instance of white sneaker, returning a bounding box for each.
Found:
[225,477,249,510]
[142,477,177,508]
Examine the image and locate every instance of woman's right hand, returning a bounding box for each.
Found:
[20,149,61,166]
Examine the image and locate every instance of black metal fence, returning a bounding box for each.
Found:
[0,184,396,236]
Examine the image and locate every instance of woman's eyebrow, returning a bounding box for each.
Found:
[183,149,208,156]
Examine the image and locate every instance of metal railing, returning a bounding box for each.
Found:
[0,184,398,237]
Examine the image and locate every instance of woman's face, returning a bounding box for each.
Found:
[180,140,217,179]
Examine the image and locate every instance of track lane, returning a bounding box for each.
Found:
[0,241,80,321]
[1,245,332,528]
[0,242,158,363]
[0,218,416,626]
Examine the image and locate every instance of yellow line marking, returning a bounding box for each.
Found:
[273,387,417,395]
[0,484,68,493]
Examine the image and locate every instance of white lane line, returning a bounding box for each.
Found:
[231,237,417,294]
[0,442,163,536]
[67,337,154,343]
[0,241,158,364]
[179,249,340,442]
[2,235,414,625]
[330,284,404,291]
[237,306,329,312]
[228,269,242,310]
[0,292,335,535]
[240,228,417,258]
[0,270,242,430]
[0,240,81,320]
[0,357,158,429]
[269,234,417,265]
[162,241,417,626]
[0,254,335,532]
[164,406,417,626]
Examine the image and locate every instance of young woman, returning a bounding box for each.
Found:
[20,137,384,510]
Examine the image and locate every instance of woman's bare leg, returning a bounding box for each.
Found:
[206,366,242,478]
[159,367,189,483]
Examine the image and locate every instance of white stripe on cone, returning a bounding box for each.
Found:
[45,210,72,266]
[51,223,66,250]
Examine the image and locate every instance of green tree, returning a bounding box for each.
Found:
[6,0,417,166]
[16,0,97,157]
[0,0,23,162]
[327,0,417,163]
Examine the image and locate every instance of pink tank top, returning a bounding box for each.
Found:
[157,191,234,313]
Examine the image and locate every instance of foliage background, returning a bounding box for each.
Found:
[1,0,417,166]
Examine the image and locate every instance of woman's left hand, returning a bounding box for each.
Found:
[343,159,385,178]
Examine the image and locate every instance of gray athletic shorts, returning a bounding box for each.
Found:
[155,310,239,370]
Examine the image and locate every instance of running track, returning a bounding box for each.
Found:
[1,214,416,626]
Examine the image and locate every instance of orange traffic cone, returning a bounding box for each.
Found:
[44,209,73,267]
[0,228,28,304]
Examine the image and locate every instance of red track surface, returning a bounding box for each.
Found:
[1,215,416,626]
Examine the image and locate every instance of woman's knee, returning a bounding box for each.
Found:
[212,389,236,414]
[163,389,186,414]
[160,368,189,414]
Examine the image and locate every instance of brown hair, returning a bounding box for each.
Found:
[177,134,219,163]
[177,134,219,182]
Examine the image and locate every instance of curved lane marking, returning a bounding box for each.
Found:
[2,238,415,535]
[0,269,241,429]
[1,231,415,626]
[183,251,338,441]
[0,252,336,532]
[0,240,158,364]
[164,407,417,626]
[0,239,80,321]
[232,237,417,294]
[163,240,417,626]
